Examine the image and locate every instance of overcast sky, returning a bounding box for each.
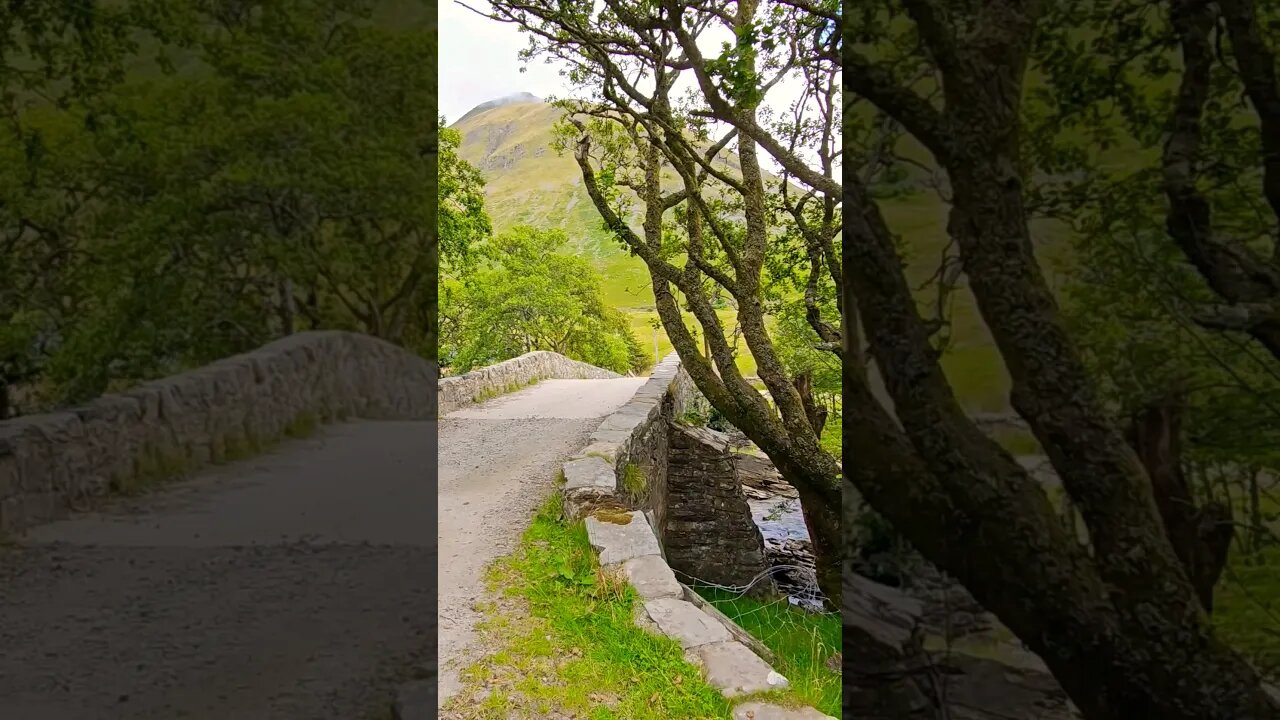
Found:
[437,1,835,177]
[438,0,572,124]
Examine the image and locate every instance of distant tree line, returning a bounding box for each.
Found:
[436,123,649,376]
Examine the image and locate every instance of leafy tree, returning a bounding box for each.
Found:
[0,1,142,416]
[442,226,648,375]
[482,0,845,608]
[437,119,491,362]
[1024,0,1280,661]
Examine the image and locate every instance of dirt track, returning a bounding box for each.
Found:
[0,420,436,719]
[435,377,645,707]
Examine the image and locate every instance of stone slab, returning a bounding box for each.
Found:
[642,597,731,649]
[688,640,789,697]
[562,456,616,492]
[621,555,682,600]
[573,441,620,464]
[732,701,835,719]
[589,429,633,445]
[585,511,661,565]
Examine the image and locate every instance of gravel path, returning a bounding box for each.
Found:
[0,420,435,720]
[436,377,646,708]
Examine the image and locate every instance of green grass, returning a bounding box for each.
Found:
[820,414,842,460]
[470,377,542,405]
[991,426,1043,456]
[692,585,843,716]
[1212,490,1280,677]
[1215,543,1280,677]
[621,463,647,499]
[446,494,734,719]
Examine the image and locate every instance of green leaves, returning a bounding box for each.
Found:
[440,226,646,375]
[2,0,438,411]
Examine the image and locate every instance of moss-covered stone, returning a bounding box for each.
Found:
[114,444,191,496]
[593,508,634,525]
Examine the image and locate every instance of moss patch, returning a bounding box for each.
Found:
[223,434,264,463]
[111,410,323,497]
[472,377,543,405]
[678,409,709,427]
[592,508,634,525]
[284,411,319,439]
[113,444,191,496]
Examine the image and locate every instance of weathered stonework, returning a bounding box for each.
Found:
[565,353,832,719]
[437,350,620,416]
[663,423,773,592]
[0,331,435,534]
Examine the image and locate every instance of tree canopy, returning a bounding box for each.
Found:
[0,0,435,416]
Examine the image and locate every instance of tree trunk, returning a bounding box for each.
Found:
[843,2,1280,711]
[794,371,828,438]
[1125,394,1234,613]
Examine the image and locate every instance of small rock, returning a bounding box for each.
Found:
[585,511,661,565]
[562,456,615,492]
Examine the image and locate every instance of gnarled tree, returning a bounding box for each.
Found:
[476,0,844,607]
[843,1,1280,718]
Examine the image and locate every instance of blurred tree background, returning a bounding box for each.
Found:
[0,0,435,418]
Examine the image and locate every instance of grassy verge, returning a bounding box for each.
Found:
[1040,473,1280,677]
[1216,542,1280,676]
[692,586,842,716]
[444,494,734,719]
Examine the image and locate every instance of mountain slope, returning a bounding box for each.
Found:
[450,97,1010,406]
[451,98,657,313]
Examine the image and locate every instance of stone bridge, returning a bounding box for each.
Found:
[0,331,439,718]
[0,332,789,718]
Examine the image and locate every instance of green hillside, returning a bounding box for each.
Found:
[451,99,652,311]
[450,97,757,374]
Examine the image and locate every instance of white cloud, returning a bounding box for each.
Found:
[438,0,574,123]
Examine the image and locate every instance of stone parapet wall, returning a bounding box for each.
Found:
[437,351,620,416]
[569,354,705,525]
[560,353,833,720]
[0,331,435,534]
